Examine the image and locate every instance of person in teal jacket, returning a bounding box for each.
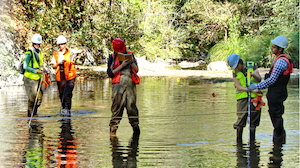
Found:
[23,34,44,117]
[227,54,262,143]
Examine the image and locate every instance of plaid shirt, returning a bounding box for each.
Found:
[257,59,289,90]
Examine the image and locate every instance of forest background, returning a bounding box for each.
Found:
[0,0,299,81]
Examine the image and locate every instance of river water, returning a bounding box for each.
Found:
[0,77,298,167]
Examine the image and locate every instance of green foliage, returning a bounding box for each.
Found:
[181,0,239,58]
[0,0,298,71]
[208,32,299,68]
[138,1,186,60]
[286,31,299,68]
[207,37,245,63]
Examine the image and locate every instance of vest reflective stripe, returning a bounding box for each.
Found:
[111,51,138,83]
[24,48,43,80]
[270,54,292,75]
[233,62,257,100]
[53,48,76,82]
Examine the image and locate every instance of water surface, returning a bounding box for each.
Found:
[0,77,298,167]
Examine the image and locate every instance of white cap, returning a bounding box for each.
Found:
[31,34,42,44]
[56,35,67,44]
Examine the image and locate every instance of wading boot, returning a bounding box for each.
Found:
[33,106,39,117]
[250,127,256,142]
[110,126,118,137]
[273,136,284,148]
[132,125,140,136]
[273,130,286,147]
[237,128,243,144]
[282,130,286,144]
[27,110,32,117]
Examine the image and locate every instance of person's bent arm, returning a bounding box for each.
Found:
[24,53,43,74]
[252,69,261,82]
[233,77,248,92]
[256,59,288,90]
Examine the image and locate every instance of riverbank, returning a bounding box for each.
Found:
[76,64,300,81]
[0,60,299,87]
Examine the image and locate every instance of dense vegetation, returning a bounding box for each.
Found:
[0,0,299,79]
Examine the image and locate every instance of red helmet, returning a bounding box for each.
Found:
[112,38,126,53]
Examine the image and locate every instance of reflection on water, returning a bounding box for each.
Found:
[0,77,298,167]
[268,146,283,168]
[236,141,260,167]
[56,119,77,167]
[23,120,45,167]
[110,132,140,168]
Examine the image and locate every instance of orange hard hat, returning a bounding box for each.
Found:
[112,38,126,53]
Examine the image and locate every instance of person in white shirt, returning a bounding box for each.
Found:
[51,35,83,116]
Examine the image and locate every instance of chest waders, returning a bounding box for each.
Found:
[109,63,140,137]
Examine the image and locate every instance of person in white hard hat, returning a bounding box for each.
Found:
[227,54,262,143]
[23,33,45,117]
[51,35,83,116]
[248,35,293,147]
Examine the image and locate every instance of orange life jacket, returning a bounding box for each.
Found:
[270,53,293,75]
[53,48,76,82]
[111,51,139,84]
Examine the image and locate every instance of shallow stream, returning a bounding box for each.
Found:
[0,77,298,167]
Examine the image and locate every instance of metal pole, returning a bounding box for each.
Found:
[28,76,43,127]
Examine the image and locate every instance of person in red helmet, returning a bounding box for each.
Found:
[107,38,140,137]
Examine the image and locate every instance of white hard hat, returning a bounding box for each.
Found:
[227,53,240,70]
[56,35,67,44]
[31,34,42,44]
[271,35,288,49]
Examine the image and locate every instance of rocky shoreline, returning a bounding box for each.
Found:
[75,64,299,81]
[0,58,299,87]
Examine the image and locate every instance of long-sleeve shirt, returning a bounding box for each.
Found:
[23,47,41,74]
[107,53,138,78]
[257,59,289,90]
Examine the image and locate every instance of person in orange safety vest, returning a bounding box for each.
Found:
[51,35,83,116]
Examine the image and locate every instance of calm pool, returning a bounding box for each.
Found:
[0,77,298,167]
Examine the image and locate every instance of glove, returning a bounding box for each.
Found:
[264,73,270,80]
[247,84,257,91]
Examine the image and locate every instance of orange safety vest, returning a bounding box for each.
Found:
[270,53,293,75]
[53,48,76,82]
[111,51,139,84]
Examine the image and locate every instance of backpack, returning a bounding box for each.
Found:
[18,50,34,74]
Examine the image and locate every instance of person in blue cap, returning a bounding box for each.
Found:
[247,35,293,147]
[227,53,262,143]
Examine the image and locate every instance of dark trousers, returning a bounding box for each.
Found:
[267,87,287,138]
[57,75,75,110]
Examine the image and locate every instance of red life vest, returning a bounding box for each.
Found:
[270,53,293,75]
[111,51,140,84]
